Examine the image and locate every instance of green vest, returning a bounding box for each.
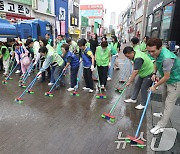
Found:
[86,42,90,48]
[133,44,141,52]
[133,51,154,78]
[0,46,10,61]
[140,42,147,52]
[56,40,66,55]
[96,46,110,66]
[47,45,64,66]
[111,42,118,55]
[156,48,180,84]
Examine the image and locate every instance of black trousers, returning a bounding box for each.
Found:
[71,66,79,88]
[97,66,108,86]
[83,67,93,90]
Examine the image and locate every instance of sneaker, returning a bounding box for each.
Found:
[15,70,21,74]
[67,88,74,92]
[82,87,90,90]
[89,89,94,93]
[150,126,164,135]
[107,77,111,81]
[153,112,163,118]
[48,82,54,86]
[124,98,137,103]
[135,104,145,110]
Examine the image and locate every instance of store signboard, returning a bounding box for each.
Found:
[10,0,32,6]
[37,0,54,15]
[0,0,31,16]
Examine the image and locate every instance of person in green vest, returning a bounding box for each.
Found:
[37,46,64,89]
[56,35,66,56]
[86,40,90,48]
[131,37,141,52]
[95,41,111,90]
[45,33,53,47]
[0,42,10,76]
[140,36,149,52]
[146,38,180,135]
[66,38,79,54]
[123,46,154,110]
[107,35,120,81]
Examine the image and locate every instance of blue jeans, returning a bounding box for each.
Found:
[108,55,116,78]
[50,66,55,83]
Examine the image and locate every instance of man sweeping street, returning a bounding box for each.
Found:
[147,38,180,135]
[123,46,154,110]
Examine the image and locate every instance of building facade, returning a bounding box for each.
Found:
[68,0,80,40]
[146,0,180,45]
[0,0,33,22]
[54,0,68,37]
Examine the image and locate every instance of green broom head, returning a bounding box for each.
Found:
[125,136,145,149]
[115,88,123,93]
[15,97,24,104]
[19,83,27,88]
[96,93,107,99]
[2,80,7,84]
[45,91,53,97]
[101,113,115,122]
[70,91,80,96]
[26,89,34,94]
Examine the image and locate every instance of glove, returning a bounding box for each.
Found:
[90,65,94,71]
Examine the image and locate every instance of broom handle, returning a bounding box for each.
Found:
[96,67,102,94]
[9,58,15,72]
[19,76,38,98]
[135,82,155,138]
[109,87,126,114]
[49,70,65,92]
[23,63,34,82]
[6,63,18,80]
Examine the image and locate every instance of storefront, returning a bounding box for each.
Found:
[0,0,33,22]
[146,0,180,45]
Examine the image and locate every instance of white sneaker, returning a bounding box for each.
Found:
[135,104,145,110]
[89,89,94,93]
[150,126,164,135]
[15,70,21,74]
[67,88,74,92]
[153,112,163,118]
[48,82,54,86]
[124,98,137,103]
[82,87,90,90]
[107,77,111,81]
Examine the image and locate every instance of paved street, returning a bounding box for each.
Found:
[0,47,179,154]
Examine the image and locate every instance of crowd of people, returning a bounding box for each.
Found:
[0,33,179,135]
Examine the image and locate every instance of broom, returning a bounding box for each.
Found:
[45,70,65,97]
[2,63,18,84]
[125,82,155,148]
[15,75,39,104]
[101,87,126,122]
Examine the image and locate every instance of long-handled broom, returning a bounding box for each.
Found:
[101,87,126,122]
[2,63,18,84]
[126,82,155,148]
[96,68,107,99]
[45,70,65,97]
[15,75,39,104]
